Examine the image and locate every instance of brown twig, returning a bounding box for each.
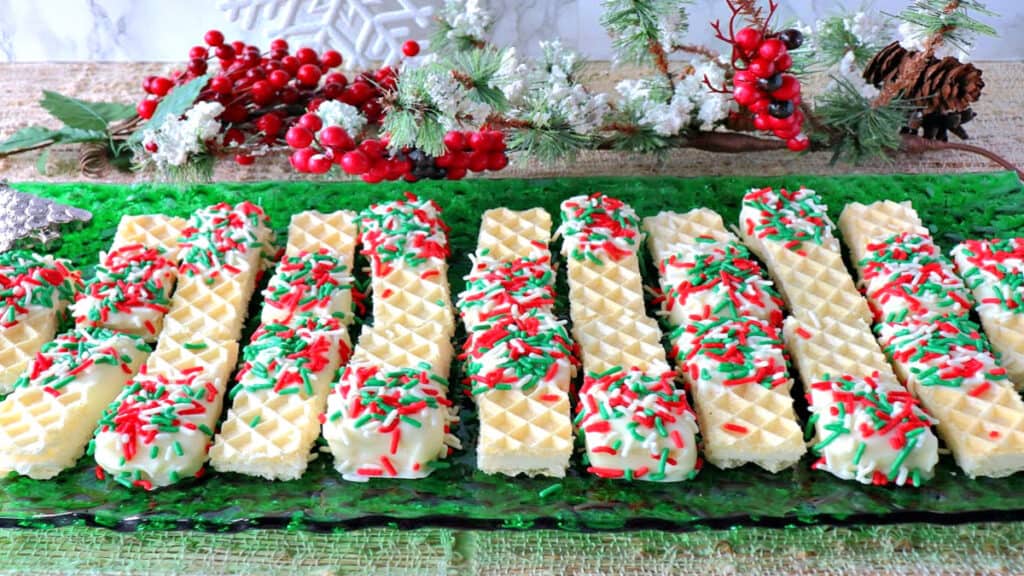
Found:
[900,134,1024,179]
[673,43,720,60]
[0,140,57,159]
[682,131,788,152]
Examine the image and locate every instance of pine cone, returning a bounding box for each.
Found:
[863,41,985,140]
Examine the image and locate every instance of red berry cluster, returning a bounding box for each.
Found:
[335,129,508,183]
[729,27,809,152]
[285,112,358,174]
[136,29,395,165]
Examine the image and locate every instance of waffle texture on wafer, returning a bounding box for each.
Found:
[112,215,188,256]
[210,318,350,480]
[838,204,1024,478]
[323,193,459,480]
[952,238,1024,387]
[644,209,802,472]
[739,187,872,326]
[559,193,699,481]
[1,251,82,393]
[0,328,149,479]
[91,337,240,489]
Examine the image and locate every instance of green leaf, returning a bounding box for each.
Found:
[54,127,109,143]
[0,126,61,153]
[35,150,49,176]
[88,101,136,123]
[129,75,209,145]
[40,91,121,132]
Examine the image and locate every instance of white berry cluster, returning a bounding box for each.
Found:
[141,101,224,168]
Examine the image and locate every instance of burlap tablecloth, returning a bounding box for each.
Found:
[2,62,1024,575]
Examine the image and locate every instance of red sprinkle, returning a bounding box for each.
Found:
[722,422,749,434]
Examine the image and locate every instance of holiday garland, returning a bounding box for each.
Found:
[0,0,1018,179]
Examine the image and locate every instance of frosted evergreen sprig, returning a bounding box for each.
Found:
[894,0,996,54]
[431,0,494,55]
[601,0,691,71]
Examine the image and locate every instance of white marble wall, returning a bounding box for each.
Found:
[0,0,1020,63]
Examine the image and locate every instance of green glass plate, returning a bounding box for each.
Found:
[3,172,1023,532]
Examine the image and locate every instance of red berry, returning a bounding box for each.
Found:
[221,104,248,124]
[279,86,300,104]
[270,38,289,52]
[204,30,225,47]
[342,81,375,106]
[297,64,322,87]
[323,82,344,99]
[732,84,758,107]
[189,46,208,60]
[341,150,371,174]
[734,27,762,52]
[215,45,236,61]
[787,134,810,152]
[268,69,291,88]
[144,141,158,153]
[189,58,208,75]
[210,75,233,94]
[321,50,343,68]
[361,100,383,123]
[758,39,786,62]
[223,128,245,146]
[775,53,793,72]
[450,151,469,170]
[307,97,325,113]
[256,113,282,137]
[486,152,508,171]
[486,130,506,152]
[385,159,408,180]
[307,154,332,174]
[137,99,158,119]
[753,113,770,131]
[359,139,385,158]
[232,41,246,54]
[446,167,467,180]
[246,67,266,81]
[142,76,156,93]
[443,131,465,151]
[748,59,775,78]
[325,72,348,87]
[281,56,301,74]
[402,40,420,57]
[149,77,173,97]
[295,47,319,65]
[251,80,275,104]
[772,74,800,101]
[318,126,350,148]
[468,131,488,152]
[235,154,255,166]
[298,112,323,132]
[733,70,757,85]
[749,98,770,115]
[367,163,389,182]
[290,147,315,172]
[773,125,800,140]
[361,171,384,184]
[435,154,453,168]
[286,125,315,149]
[468,151,488,172]
[404,173,419,182]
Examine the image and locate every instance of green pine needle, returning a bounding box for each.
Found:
[507,124,592,164]
[815,76,908,165]
[600,0,690,67]
[443,47,510,111]
[894,0,997,52]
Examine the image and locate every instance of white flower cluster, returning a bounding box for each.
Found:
[141,101,224,168]
[615,55,735,136]
[835,51,879,99]
[533,41,609,134]
[441,0,492,42]
[315,100,367,136]
[492,47,529,105]
[654,4,688,55]
[421,66,491,127]
[898,20,970,61]
[846,11,891,50]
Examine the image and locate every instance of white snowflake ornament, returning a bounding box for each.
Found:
[218,0,437,69]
